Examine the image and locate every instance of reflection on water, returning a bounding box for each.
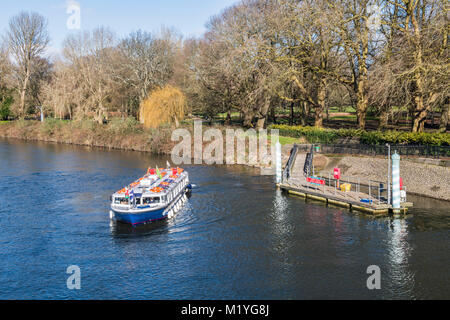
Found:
[111,220,169,237]
[386,218,415,299]
[0,137,449,300]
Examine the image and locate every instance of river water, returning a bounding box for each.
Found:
[0,138,449,300]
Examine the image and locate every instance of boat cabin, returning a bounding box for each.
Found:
[111,170,189,210]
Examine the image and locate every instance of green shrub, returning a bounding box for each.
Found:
[270,124,450,146]
[270,125,339,144]
[41,118,62,136]
[70,119,98,132]
[360,131,450,146]
[108,117,143,135]
[0,96,13,120]
[16,119,33,129]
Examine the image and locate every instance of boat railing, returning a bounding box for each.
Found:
[111,203,130,210]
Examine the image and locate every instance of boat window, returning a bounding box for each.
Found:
[117,198,129,205]
[136,198,141,205]
[151,197,161,203]
[143,197,160,204]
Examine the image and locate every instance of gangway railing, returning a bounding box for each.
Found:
[283,144,299,182]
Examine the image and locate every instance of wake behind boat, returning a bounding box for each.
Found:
[110,166,191,226]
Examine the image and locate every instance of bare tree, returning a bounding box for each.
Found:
[327,0,380,130]
[375,0,448,132]
[6,11,49,118]
[63,27,116,122]
[0,42,11,87]
[115,28,178,117]
[273,0,342,127]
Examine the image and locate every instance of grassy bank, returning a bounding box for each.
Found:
[0,119,176,154]
[0,119,305,152]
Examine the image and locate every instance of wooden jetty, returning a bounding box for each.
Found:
[278,145,412,216]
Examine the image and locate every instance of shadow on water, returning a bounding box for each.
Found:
[110,220,170,238]
[407,194,450,231]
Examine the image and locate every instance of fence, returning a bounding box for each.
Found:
[305,173,407,205]
[283,144,299,180]
[293,144,450,159]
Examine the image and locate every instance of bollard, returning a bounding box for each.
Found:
[358,177,360,194]
[275,141,282,184]
[378,185,381,205]
[392,152,401,212]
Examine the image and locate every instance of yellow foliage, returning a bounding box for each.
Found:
[139,85,186,129]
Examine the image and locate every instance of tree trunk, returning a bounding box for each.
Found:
[439,102,449,132]
[411,93,426,133]
[256,117,266,130]
[300,101,309,126]
[314,78,326,128]
[289,102,294,125]
[225,109,231,125]
[410,6,427,133]
[20,70,30,118]
[243,112,253,128]
[379,105,388,129]
[270,107,276,124]
[356,77,368,130]
[255,96,271,130]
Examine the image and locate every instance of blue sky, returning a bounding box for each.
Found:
[0,0,238,55]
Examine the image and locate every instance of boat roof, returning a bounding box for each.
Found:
[113,168,187,197]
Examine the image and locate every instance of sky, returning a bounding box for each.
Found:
[0,0,238,56]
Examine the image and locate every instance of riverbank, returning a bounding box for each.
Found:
[0,119,285,168]
[0,119,176,154]
[2,119,449,202]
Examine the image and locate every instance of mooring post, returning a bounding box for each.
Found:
[392,151,401,213]
[275,141,282,184]
[378,184,381,205]
[358,177,360,194]
[387,143,391,205]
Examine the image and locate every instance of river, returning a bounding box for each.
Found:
[0,138,449,299]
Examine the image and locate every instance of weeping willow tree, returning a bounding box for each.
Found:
[139,85,186,128]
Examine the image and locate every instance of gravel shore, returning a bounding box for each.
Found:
[332,156,450,201]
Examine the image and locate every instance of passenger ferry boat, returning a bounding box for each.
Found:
[110,167,191,226]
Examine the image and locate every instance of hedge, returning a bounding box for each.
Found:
[270,124,450,146]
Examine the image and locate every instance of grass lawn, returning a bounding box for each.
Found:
[329,115,379,121]
[236,130,303,146]
[216,112,241,119]
[327,106,356,113]
[277,135,303,145]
